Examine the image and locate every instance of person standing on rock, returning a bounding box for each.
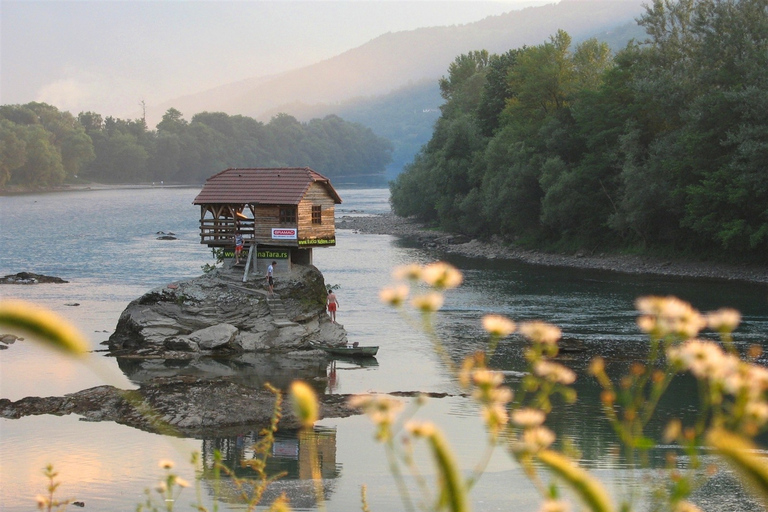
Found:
[266,261,276,296]
[234,231,244,265]
[327,289,339,323]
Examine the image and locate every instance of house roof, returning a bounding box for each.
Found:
[192,167,342,205]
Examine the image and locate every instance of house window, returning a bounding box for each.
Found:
[279,206,296,224]
[312,205,322,224]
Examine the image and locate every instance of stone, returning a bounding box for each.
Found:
[0,334,21,344]
[188,324,238,350]
[235,331,271,352]
[164,337,200,352]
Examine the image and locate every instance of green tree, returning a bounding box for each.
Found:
[503,30,574,136]
[0,119,27,187]
[476,49,523,137]
[102,133,149,183]
[676,0,768,253]
[156,108,188,135]
[392,51,492,230]
[13,124,65,186]
[479,127,544,237]
[438,50,491,116]
[148,132,181,181]
[77,111,103,135]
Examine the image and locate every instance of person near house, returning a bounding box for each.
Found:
[234,232,244,264]
[266,261,276,296]
[327,289,339,323]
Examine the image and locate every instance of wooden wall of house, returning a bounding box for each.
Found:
[251,204,283,242]
[199,182,338,247]
[297,183,336,240]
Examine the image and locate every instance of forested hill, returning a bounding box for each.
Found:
[0,106,393,190]
[154,0,645,123]
[390,0,768,262]
[151,0,646,177]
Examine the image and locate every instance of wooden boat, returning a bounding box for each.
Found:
[310,340,379,357]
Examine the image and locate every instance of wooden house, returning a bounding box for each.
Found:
[193,167,342,273]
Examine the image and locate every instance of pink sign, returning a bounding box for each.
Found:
[272,228,297,240]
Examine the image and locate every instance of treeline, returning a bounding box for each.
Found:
[390,0,768,261]
[0,105,393,189]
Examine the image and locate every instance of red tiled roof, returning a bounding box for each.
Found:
[192,167,342,205]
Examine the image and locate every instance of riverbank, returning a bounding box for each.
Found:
[338,214,768,285]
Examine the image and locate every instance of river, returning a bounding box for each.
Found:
[1,187,768,511]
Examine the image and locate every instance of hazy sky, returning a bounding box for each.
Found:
[1,0,542,120]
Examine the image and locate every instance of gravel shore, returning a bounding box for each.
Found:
[338,214,768,285]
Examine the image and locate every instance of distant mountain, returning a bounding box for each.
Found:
[151,0,647,177]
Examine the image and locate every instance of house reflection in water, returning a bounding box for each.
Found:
[200,426,341,508]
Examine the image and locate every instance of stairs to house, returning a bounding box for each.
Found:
[266,295,298,327]
[224,281,297,327]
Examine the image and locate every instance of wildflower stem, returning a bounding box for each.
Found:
[385,440,418,512]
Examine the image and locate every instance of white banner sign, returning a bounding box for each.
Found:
[272,228,297,240]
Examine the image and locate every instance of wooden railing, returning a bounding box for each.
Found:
[199,219,255,246]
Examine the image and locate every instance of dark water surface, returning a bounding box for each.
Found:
[2,187,768,511]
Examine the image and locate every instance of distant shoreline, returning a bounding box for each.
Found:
[338,214,768,285]
[0,182,199,196]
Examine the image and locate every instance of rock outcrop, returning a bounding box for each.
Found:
[0,377,360,437]
[107,264,347,357]
[0,334,22,350]
[0,272,68,284]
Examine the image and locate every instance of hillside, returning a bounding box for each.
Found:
[150,0,647,176]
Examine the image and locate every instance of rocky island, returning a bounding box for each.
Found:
[108,263,347,356]
[0,272,68,284]
[1,263,362,435]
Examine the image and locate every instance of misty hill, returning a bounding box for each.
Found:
[152,0,647,176]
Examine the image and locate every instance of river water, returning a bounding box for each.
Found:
[2,187,768,511]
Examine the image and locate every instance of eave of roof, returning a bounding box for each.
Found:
[192,167,342,205]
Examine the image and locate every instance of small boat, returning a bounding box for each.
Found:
[310,340,379,357]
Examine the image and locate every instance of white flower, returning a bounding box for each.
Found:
[707,308,741,332]
[519,321,561,345]
[482,314,516,337]
[411,292,444,312]
[379,284,409,306]
[534,361,576,385]
[421,262,463,290]
[522,426,556,451]
[539,500,571,512]
[512,408,546,428]
[392,263,422,281]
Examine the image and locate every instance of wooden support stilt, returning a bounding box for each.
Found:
[243,242,256,283]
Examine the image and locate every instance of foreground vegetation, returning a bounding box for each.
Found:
[390,0,768,262]
[6,260,768,512]
[0,106,393,190]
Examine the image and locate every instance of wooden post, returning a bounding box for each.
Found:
[243,241,255,283]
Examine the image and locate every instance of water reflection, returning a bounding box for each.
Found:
[5,188,768,512]
[323,357,379,394]
[200,427,340,508]
[116,353,329,391]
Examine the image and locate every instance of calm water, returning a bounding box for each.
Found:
[2,187,768,511]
